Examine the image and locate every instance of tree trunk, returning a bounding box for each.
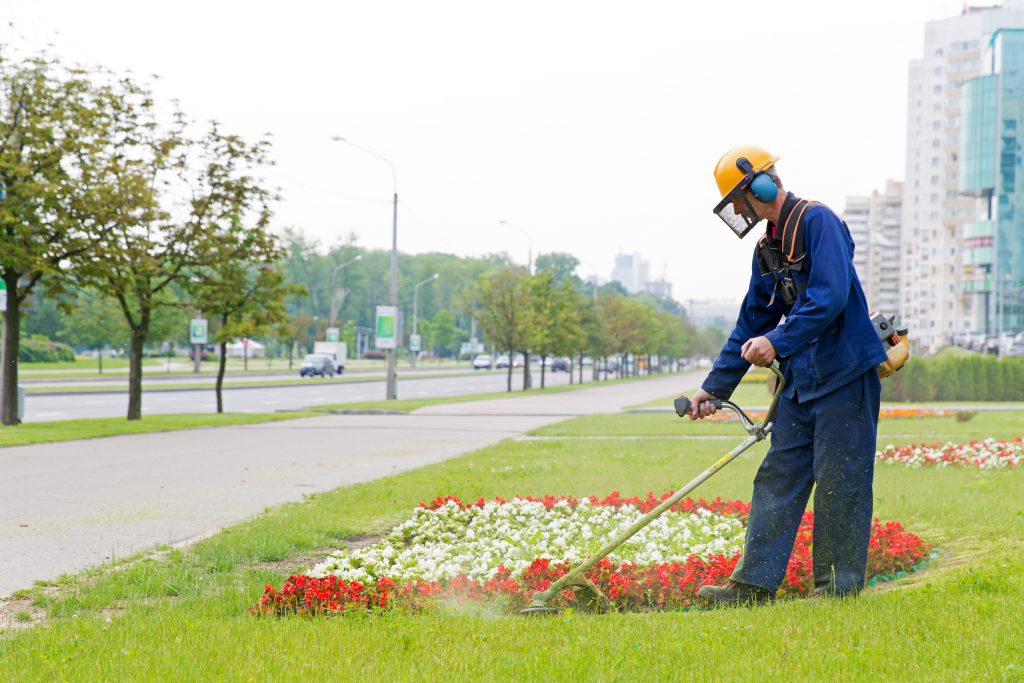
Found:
[540,354,547,389]
[288,341,294,369]
[98,344,103,374]
[578,352,584,384]
[1,284,22,425]
[216,337,228,414]
[522,352,530,391]
[568,356,574,385]
[506,352,513,392]
[126,323,147,421]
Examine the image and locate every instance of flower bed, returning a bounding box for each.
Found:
[252,492,931,616]
[876,437,1024,469]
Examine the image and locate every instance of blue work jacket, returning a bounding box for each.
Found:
[702,194,888,404]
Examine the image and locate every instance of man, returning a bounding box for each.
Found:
[685,145,888,605]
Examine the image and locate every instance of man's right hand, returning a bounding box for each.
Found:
[682,388,720,421]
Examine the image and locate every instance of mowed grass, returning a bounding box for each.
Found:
[538,407,1024,440]
[0,412,318,448]
[1,411,1023,680]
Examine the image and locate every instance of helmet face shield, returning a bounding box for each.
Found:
[713,184,761,238]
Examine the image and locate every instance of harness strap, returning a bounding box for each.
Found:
[780,199,818,262]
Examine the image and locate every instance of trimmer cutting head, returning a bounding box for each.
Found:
[519,602,561,616]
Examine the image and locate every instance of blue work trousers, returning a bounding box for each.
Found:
[731,369,881,595]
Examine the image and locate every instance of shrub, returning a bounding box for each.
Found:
[882,355,1024,402]
[18,337,75,363]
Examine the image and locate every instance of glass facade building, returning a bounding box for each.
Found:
[959,29,1024,336]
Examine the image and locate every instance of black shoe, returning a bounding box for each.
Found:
[697,581,775,607]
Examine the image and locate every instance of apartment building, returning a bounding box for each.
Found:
[959,28,1024,338]
[902,3,1024,351]
[841,181,903,317]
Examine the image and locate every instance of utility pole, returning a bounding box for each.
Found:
[332,135,399,399]
[411,273,439,367]
[498,220,534,274]
[329,254,362,329]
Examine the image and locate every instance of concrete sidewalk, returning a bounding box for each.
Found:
[1,372,699,597]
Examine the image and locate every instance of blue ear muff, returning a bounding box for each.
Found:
[749,172,778,203]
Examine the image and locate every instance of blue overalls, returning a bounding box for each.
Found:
[701,192,889,596]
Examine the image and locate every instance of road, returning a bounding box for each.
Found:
[24,369,578,422]
[1,372,701,597]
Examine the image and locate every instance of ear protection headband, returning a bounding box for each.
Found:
[736,157,779,203]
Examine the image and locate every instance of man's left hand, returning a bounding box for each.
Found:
[741,336,776,367]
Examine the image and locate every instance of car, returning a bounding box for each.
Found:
[512,353,525,368]
[472,354,492,370]
[1006,342,1024,357]
[544,356,570,372]
[494,354,510,369]
[299,354,336,378]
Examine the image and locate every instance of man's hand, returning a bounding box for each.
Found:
[741,336,776,367]
[682,387,719,421]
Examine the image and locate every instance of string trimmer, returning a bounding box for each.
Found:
[520,360,785,615]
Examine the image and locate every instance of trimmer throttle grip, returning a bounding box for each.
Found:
[674,396,723,417]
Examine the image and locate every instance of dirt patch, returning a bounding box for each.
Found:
[0,585,60,632]
[250,533,386,575]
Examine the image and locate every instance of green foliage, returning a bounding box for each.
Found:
[17,336,75,363]
[534,252,580,286]
[882,355,1024,401]
[422,309,464,358]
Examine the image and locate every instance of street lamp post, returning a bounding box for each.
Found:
[498,220,533,274]
[332,135,399,399]
[411,273,439,368]
[329,254,362,330]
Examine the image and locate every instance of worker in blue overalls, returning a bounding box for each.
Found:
[684,145,888,604]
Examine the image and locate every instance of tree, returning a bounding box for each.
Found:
[534,252,580,286]
[183,128,292,412]
[0,55,106,424]
[74,75,197,420]
[423,309,463,358]
[476,268,532,392]
[528,274,582,389]
[60,291,130,373]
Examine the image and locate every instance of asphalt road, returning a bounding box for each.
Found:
[23,369,578,422]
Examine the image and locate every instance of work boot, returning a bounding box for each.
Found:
[697,581,775,607]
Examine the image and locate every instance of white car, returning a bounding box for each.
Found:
[472,354,492,370]
[494,354,510,369]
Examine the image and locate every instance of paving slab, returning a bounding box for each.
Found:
[1,372,701,597]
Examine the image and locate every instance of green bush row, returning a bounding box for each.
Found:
[18,337,76,363]
[882,355,1024,402]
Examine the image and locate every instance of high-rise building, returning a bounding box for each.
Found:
[960,28,1024,340]
[841,182,903,316]
[902,4,1024,351]
[841,195,871,286]
[611,252,651,294]
[867,180,904,316]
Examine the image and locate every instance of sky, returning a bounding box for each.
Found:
[1,0,968,302]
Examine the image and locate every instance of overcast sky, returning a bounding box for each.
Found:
[2,0,964,301]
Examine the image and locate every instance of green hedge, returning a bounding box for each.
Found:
[882,355,1024,402]
[18,337,76,363]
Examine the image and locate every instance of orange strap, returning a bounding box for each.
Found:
[781,200,818,262]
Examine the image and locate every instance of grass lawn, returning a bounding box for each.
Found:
[0,412,318,448]
[539,407,1024,440]
[1,407,1022,679]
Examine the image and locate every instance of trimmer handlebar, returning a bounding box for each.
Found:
[674,396,722,417]
[676,361,785,439]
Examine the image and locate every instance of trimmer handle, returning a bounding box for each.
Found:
[674,396,723,417]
